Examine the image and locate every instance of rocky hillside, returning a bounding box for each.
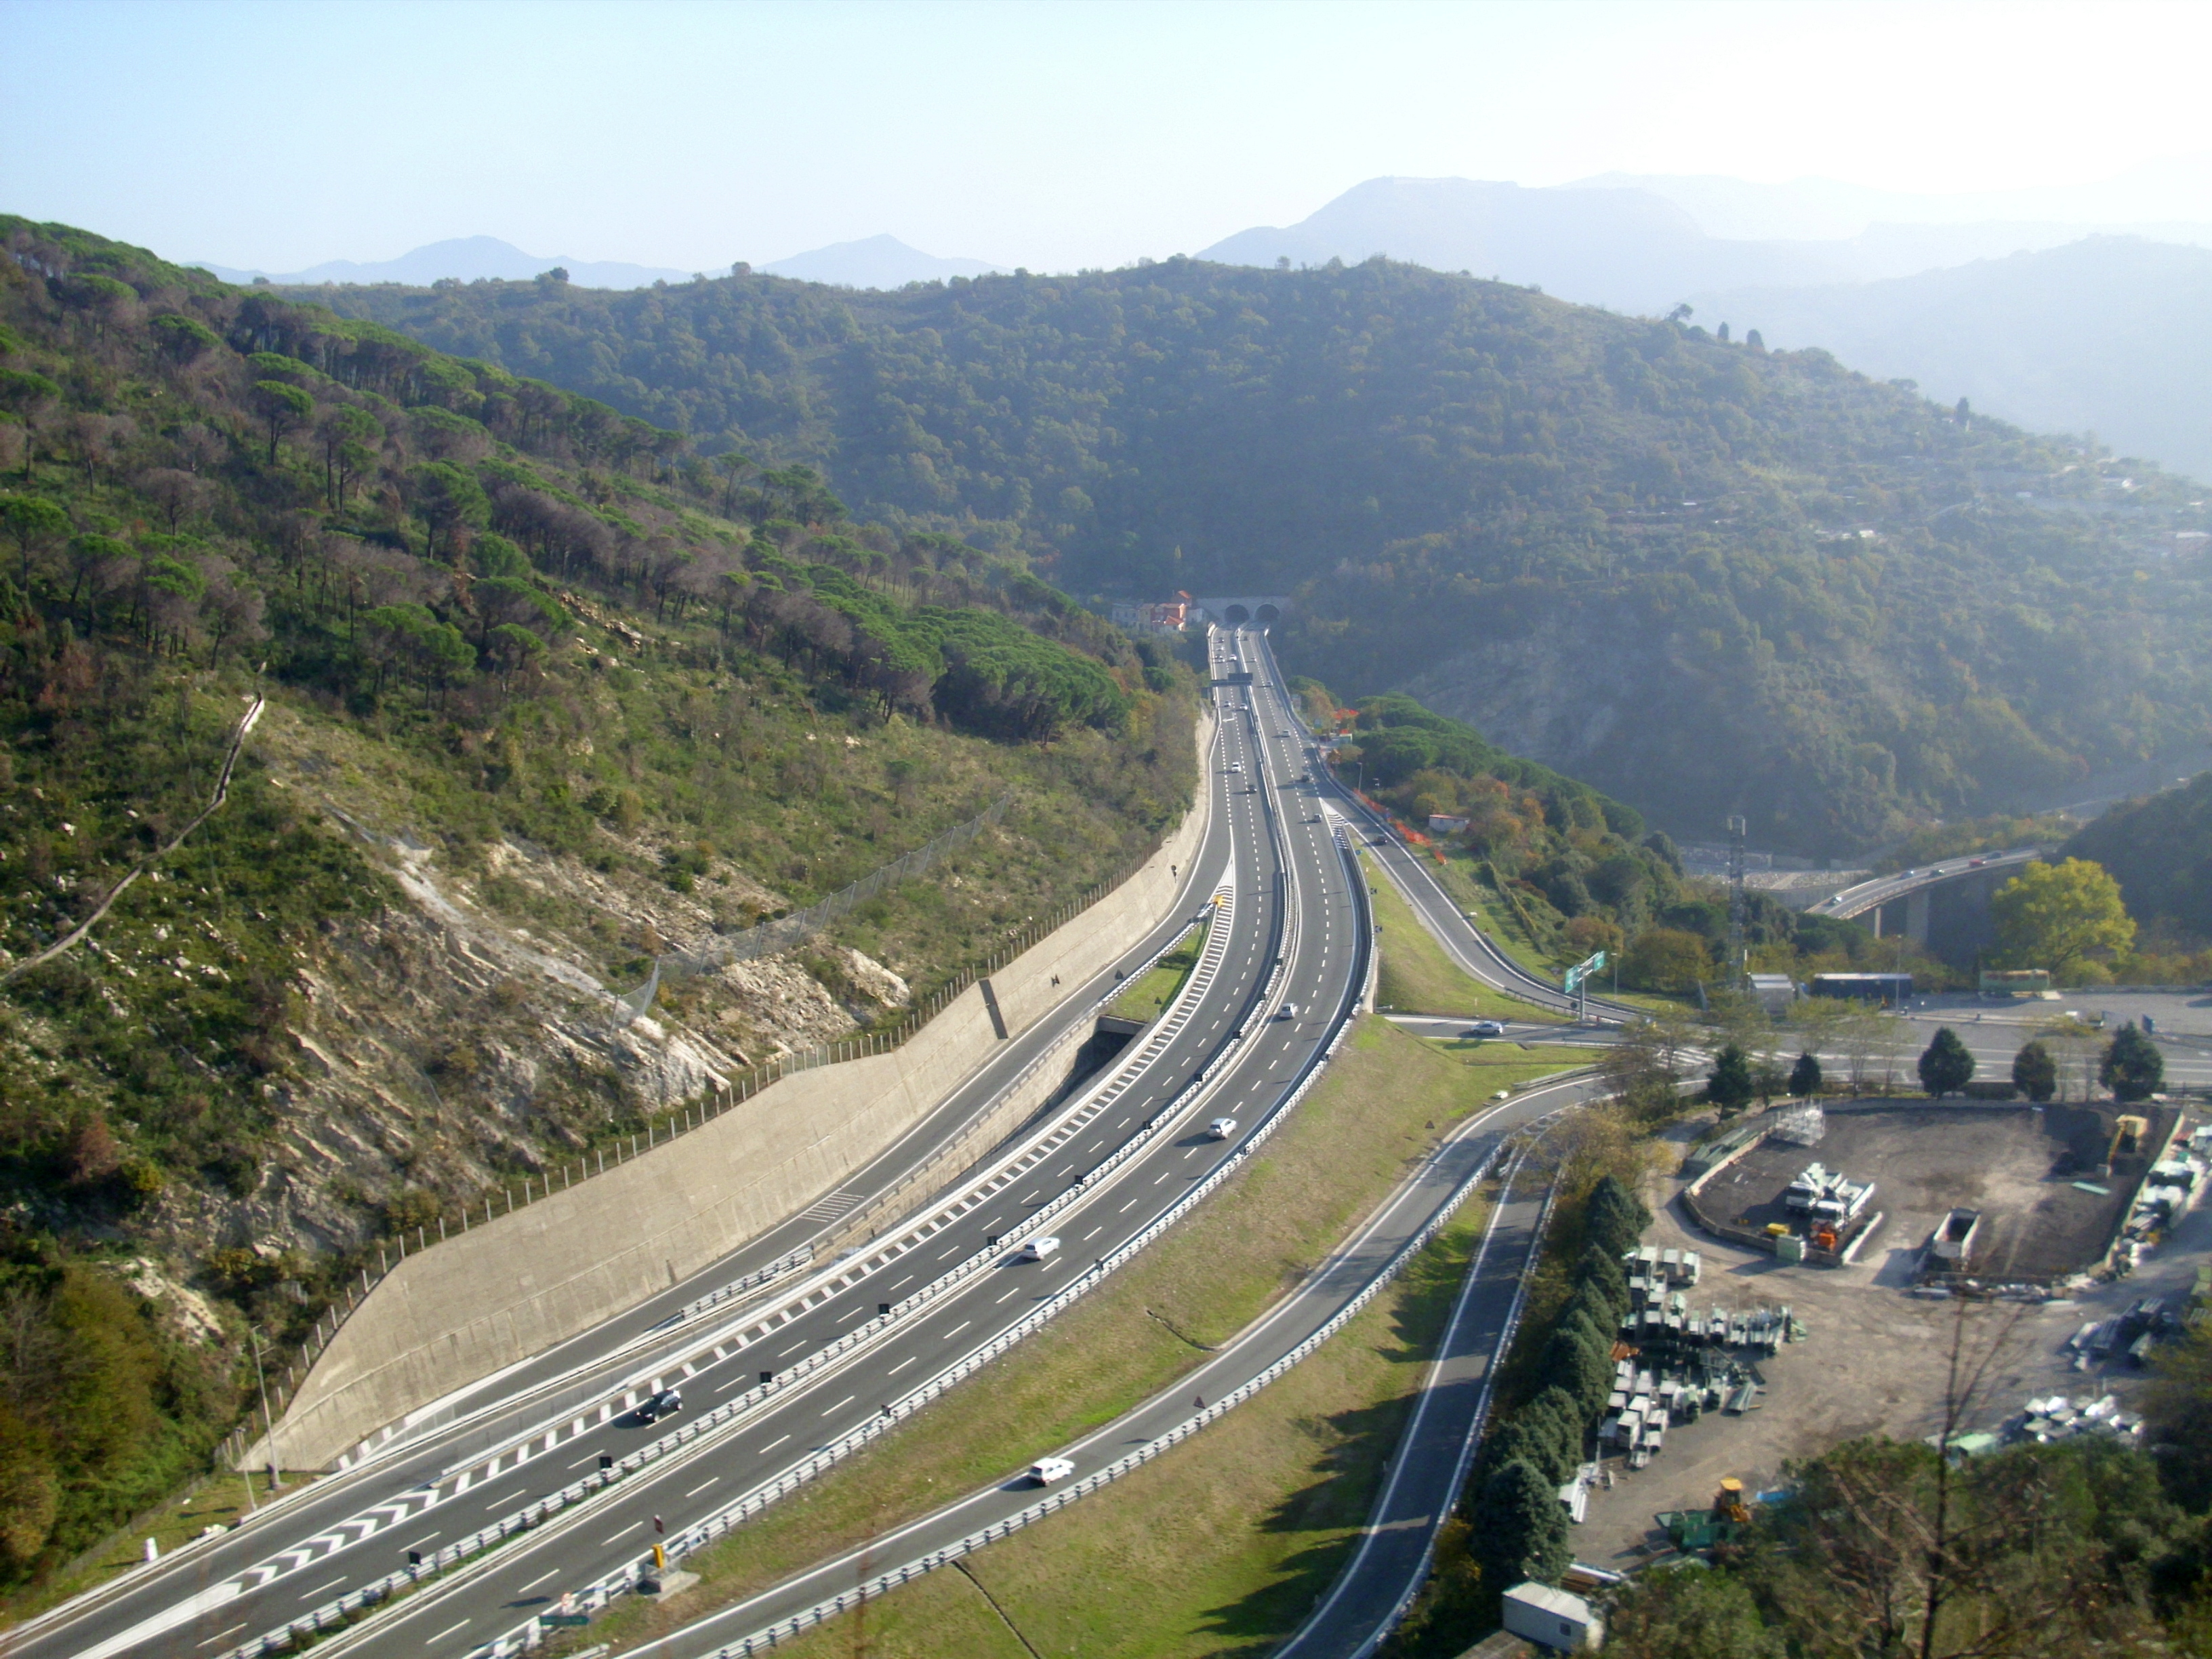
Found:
[0,217,1195,1591]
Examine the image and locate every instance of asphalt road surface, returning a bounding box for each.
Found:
[649,1067,1609,1659]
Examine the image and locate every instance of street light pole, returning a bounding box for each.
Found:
[248,1326,276,1500]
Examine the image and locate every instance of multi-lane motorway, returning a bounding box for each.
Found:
[619,640,1618,1659]
[28,625,1380,1659]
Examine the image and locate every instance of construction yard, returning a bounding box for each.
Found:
[1692,1103,2172,1282]
[1572,1108,2211,1572]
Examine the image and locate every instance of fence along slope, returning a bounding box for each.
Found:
[255,710,1214,1471]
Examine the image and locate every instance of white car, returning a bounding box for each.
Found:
[1029,1456,1077,1486]
[1019,1235,1061,1261]
[1464,1020,1506,1038]
[1206,1116,1238,1139]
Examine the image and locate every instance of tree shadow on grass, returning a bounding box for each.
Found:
[1187,1229,1479,1647]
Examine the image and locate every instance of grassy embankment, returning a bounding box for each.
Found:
[1103,919,1207,1025]
[1417,855,1694,1018]
[565,956,1599,1654]
[1366,857,1562,1025]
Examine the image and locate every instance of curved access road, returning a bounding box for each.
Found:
[638,1065,1607,1659]
[1319,764,1639,1024]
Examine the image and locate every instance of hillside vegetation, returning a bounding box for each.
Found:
[1312,686,1936,994]
[286,253,2212,852]
[2062,771,2212,948]
[0,217,1195,1595]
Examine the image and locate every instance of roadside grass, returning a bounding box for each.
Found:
[1366,858,1564,1023]
[1428,855,1559,975]
[755,1210,1495,1659]
[563,1017,1597,1655]
[1419,853,1696,1019]
[26,1472,320,1618]
[1105,920,1206,1024]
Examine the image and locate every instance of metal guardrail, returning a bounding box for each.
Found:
[207,878,1246,1659]
[459,832,1352,1656]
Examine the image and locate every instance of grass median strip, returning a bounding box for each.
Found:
[1104,920,1207,1025]
[761,1209,1496,1659]
[562,1017,1599,1655]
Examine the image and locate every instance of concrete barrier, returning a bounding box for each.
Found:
[256,714,1214,1471]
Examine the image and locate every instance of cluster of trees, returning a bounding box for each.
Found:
[2002,1021,2166,1105]
[0,216,1143,737]
[1321,687,1898,990]
[291,247,2212,853]
[0,1256,226,1580]
[1461,1175,1652,1595]
[2062,771,2212,949]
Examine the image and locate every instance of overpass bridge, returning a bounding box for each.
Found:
[1807,846,2050,956]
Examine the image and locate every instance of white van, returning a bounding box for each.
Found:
[1019,1235,1061,1261]
[1029,1456,1076,1486]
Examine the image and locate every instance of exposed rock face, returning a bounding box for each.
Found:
[139,739,916,1265]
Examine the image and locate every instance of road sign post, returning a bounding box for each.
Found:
[1563,950,1607,1023]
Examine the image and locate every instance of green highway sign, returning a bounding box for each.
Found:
[1563,950,1607,995]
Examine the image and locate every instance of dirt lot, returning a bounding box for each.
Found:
[1693,1103,2169,1282]
[1572,1111,2211,1571]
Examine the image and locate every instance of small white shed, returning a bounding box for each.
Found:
[1502,1581,1603,1651]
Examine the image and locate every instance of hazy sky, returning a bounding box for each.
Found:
[5,0,2211,273]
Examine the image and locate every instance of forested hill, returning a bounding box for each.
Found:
[289,252,2212,853]
[0,217,1198,1589]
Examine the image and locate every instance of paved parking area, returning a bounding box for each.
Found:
[1571,1111,2210,1571]
[1694,1104,2160,1282]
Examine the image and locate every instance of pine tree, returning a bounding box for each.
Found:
[1789,1050,1822,1097]
[1472,1459,1572,1591]
[1525,1383,1592,1468]
[1707,1043,1755,1115]
[1917,1027,1975,1097]
[2101,1023,2165,1103]
[2012,1039,2057,1103]
[1487,1417,1576,1487]
[1543,1310,1618,1416]
[1572,1243,1631,1319]
[1584,1174,1651,1259]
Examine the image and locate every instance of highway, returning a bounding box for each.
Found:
[296,626,1361,1659]
[1805,846,2045,922]
[23,627,1333,1659]
[621,651,1626,1659]
[27,623,1361,1659]
[645,1069,1609,1659]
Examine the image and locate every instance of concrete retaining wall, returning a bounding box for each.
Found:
[262,713,1215,1470]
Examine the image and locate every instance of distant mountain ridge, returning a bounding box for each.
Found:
[209,232,1005,294]
[762,234,1005,287]
[1198,176,2212,317]
[1691,235,2212,482]
[197,234,695,291]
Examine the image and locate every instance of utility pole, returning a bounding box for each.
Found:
[247,1325,275,1504]
[1725,815,1748,989]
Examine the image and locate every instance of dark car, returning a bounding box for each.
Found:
[636,1387,683,1424]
